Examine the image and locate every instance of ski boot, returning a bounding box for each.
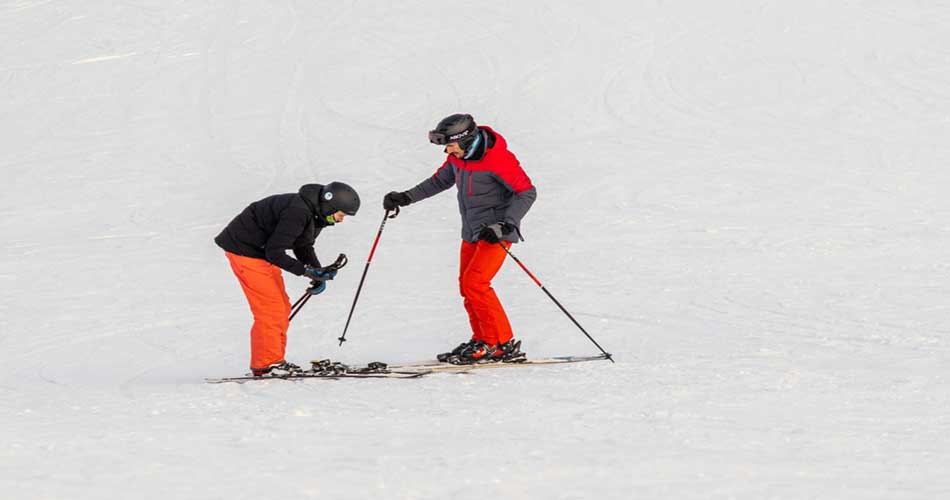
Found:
[449,339,526,365]
[252,360,303,377]
[437,338,476,362]
[449,340,499,365]
[494,338,526,362]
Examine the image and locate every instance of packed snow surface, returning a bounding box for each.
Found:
[2,2,949,499]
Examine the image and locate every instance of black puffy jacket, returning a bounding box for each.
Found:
[214,184,330,275]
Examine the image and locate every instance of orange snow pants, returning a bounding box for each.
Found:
[459,240,513,346]
[225,252,292,371]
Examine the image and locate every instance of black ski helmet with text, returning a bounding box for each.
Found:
[428,113,478,151]
[318,181,360,216]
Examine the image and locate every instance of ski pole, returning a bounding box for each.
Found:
[289,291,312,321]
[497,242,614,362]
[288,253,349,322]
[290,291,309,312]
[338,208,399,346]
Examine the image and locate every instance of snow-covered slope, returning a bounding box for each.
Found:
[2,2,949,498]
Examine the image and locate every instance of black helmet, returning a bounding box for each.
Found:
[428,113,478,150]
[318,181,361,216]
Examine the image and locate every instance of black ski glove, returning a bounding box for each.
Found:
[383,191,411,211]
[478,223,513,243]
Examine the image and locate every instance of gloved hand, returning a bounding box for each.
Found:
[308,280,327,295]
[304,265,337,281]
[383,191,411,211]
[478,223,513,243]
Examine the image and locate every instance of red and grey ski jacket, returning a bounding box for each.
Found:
[406,126,536,243]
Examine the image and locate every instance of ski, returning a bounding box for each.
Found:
[388,353,613,374]
[205,359,430,384]
[205,354,611,384]
[205,370,428,384]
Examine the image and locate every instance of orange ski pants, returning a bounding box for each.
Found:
[459,240,513,346]
[225,252,292,371]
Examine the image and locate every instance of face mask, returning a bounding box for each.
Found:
[315,214,335,225]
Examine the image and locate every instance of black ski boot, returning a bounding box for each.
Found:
[449,340,499,365]
[495,338,526,362]
[437,338,476,362]
[446,339,527,365]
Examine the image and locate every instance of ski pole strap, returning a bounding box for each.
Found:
[326,253,349,272]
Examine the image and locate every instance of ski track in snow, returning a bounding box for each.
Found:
[2,1,950,499]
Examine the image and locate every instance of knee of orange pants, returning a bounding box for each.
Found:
[460,272,491,300]
[247,300,291,339]
[252,309,290,332]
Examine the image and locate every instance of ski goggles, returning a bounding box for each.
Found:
[428,127,475,145]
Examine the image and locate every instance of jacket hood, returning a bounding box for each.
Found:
[479,126,502,150]
[298,183,325,215]
[447,126,504,165]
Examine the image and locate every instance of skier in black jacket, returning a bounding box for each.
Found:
[215,182,360,376]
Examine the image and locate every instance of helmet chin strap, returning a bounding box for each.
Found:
[325,214,336,224]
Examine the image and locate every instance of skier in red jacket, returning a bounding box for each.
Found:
[384,114,537,363]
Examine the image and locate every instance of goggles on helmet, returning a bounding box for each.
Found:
[428,127,475,146]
